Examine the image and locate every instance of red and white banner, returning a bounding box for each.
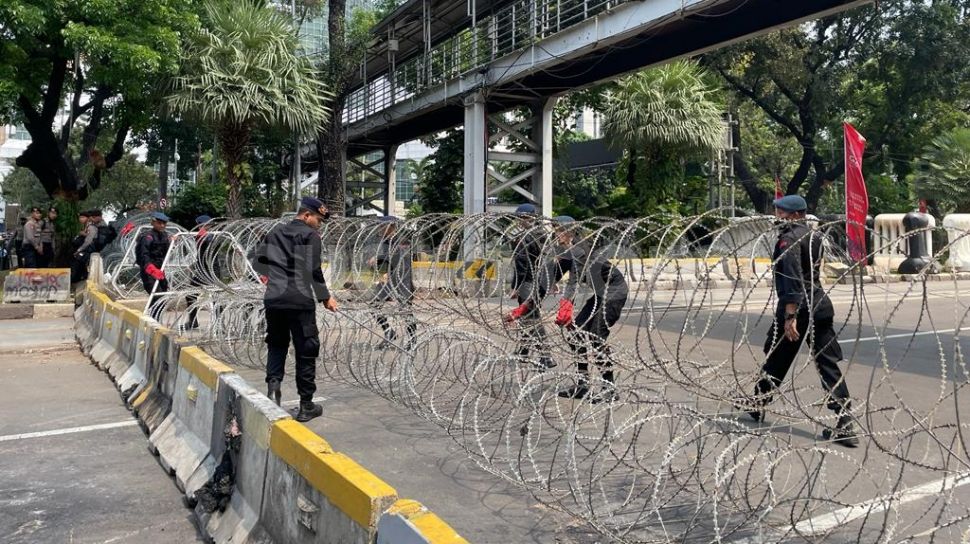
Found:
[774,175,784,200]
[844,122,869,263]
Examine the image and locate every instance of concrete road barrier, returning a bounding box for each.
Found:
[261,419,398,543]
[2,267,72,302]
[78,282,467,544]
[199,373,291,543]
[377,500,469,544]
[149,346,233,497]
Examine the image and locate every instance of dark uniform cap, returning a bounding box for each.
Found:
[195,215,212,225]
[300,196,329,217]
[151,211,170,222]
[554,215,576,224]
[515,203,537,215]
[773,195,807,212]
[377,215,399,222]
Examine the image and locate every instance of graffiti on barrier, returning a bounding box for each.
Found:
[2,268,71,302]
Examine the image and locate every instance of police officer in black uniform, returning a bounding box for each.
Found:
[366,216,417,350]
[552,216,628,403]
[504,203,555,370]
[136,212,172,321]
[255,197,337,422]
[740,195,858,448]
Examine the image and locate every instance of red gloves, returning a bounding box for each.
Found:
[120,222,135,236]
[505,302,531,323]
[259,274,269,285]
[555,299,574,326]
[145,263,165,281]
[196,227,208,241]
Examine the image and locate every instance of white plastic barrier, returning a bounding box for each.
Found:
[943,214,970,272]
[873,213,936,272]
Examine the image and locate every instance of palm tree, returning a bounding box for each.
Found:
[603,60,724,212]
[168,0,330,218]
[915,127,970,215]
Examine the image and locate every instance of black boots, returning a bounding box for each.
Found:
[822,413,859,448]
[296,401,323,422]
[267,379,281,406]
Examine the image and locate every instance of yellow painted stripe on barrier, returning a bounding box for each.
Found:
[270,419,397,528]
[178,346,233,390]
[386,500,469,544]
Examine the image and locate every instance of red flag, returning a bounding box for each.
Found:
[774,176,784,200]
[844,122,869,263]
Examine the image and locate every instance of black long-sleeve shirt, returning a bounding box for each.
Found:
[255,219,331,310]
[375,237,414,300]
[510,228,548,302]
[557,241,628,302]
[773,221,833,320]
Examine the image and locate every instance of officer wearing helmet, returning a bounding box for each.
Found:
[737,194,858,448]
[504,203,555,370]
[366,216,416,350]
[255,197,337,422]
[551,216,628,403]
[136,211,172,321]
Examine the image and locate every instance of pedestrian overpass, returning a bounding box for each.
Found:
[340,0,871,215]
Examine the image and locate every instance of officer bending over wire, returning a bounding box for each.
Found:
[738,194,858,448]
[136,212,172,321]
[255,197,337,422]
[504,203,555,370]
[366,216,416,351]
[553,216,629,403]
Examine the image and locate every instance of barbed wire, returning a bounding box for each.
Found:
[101,211,970,543]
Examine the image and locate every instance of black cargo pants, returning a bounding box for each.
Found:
[265,308,319,402]
[757,314,851,412]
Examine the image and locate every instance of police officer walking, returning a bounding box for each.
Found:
[136,212,172,321]
[739,195,858,448]
[255,197,337,422]
[552,216,629,403]
[366,216,416,350]
[504,203,555,370]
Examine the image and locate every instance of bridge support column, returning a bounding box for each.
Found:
[464,91,488,216]
[532,97,557,217]
[346,145,398,216]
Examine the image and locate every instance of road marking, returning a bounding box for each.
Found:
[0,420,138,443]
[793,470,970,535]
[839,328,962,344]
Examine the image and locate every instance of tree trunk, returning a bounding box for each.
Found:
[317,0,349,216]
[219,122,251,219]
[317,108,346,214]
[625,147,638,188]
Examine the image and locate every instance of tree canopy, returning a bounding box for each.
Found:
[0,0,201,199]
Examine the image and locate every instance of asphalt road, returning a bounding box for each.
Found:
[0,317,203,544]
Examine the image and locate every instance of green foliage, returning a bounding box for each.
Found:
[604,61,725,153]
[599,60,724,217]
[0,0,201,196]
[706,0,970,213]
[416,130,464,214]
[914,128,970,214]
[168,0,331,217]
[552,168,617,220]
[86,155,160,213]
[168,182,228,226]
[168,0,331,137]
[2,154,157,214]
